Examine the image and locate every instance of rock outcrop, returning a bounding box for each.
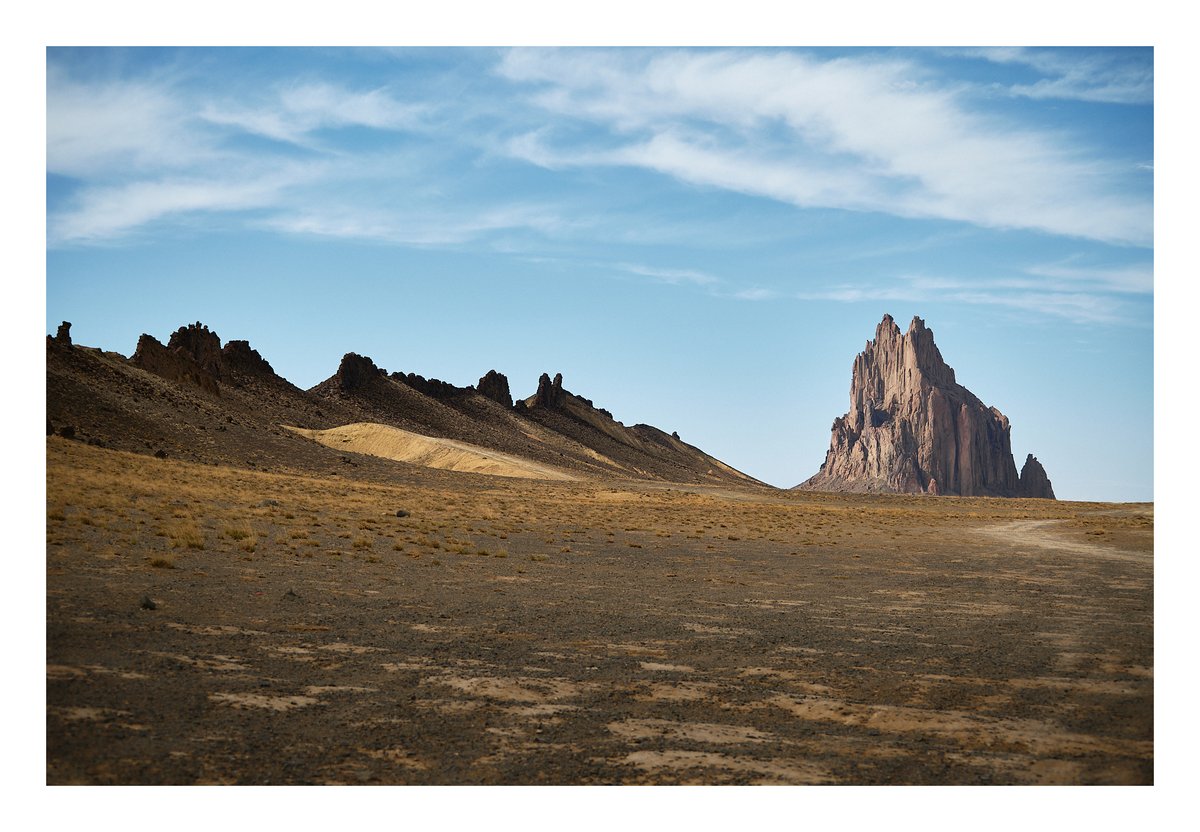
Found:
[477,370,513,408]
[391,371,468,400]
[1017,454,1056,499]
[335,353,385,392]
[54,321,72,346]
[221,339,276,379]
[798,314,1052,498]
[530,372,565,409]
[166,322,223,379]
[132,332,221,396]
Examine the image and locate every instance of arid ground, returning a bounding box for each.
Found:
[46,438,1152,785]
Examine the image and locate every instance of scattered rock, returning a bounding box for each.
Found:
[58,425,76,440]
[139,595,158,610]
[282,588,301,600]
[154,449,168,459]
[394,509,410,518]
[259,499,280,507]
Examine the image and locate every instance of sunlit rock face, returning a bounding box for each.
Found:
[798,315,1051,498]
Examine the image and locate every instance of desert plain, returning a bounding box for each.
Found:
[46,436,1152,785]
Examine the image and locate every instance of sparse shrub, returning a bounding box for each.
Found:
[166,519,204,550]
[150,557,175,569]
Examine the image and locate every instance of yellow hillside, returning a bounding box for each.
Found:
[284,423,577,481]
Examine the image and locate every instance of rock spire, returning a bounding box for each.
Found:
[798,315,1053,498]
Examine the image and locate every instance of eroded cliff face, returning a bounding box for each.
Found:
[798,315,1051,498]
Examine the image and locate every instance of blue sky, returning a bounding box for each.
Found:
[45,46,1153,500]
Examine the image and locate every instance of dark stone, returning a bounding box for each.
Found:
[140,595,157,610]
[54,321,72,346]
[395,509,410,518]
[477,370,513,408]
[335,353,383,392]
[392,371,468,399]
[58,425,76,440]
[1017,454,1056,499]
[167,322,223,378]
[221,339,276,378]
[531,372,566,408]
[154,449,168,459]
[131,331,221,396]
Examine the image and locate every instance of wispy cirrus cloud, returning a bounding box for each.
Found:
[779,261,1150,325]
[259,202,572,247]
[615,261,719,286]
[47,67,212,178]
[46,44,1153,331]
[199,83,427,147]
[954,47,1153,105]
[497,48,1152,247]
[48,171,308,245]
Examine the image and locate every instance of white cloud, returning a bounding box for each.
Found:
[49,171,304,245]
[47,68,212,177]
[259,202,570,247]
[957,48,1153,105]
[1023,262,1153,294]
[199,83,425,146]
[615,262,719,286]
[787,263,1147,325]
[498,49,1152,246]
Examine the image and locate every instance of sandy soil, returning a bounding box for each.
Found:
[45,439,1153,785]
[284,423,577,481]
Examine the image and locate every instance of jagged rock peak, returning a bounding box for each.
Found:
[532,372,565,408]
[1017,454,1056,499]
[221,340,276,377]
[391,371,467,400]
[335,352,384,392]
[131,332,220,396]
[477,370,513,408]
[54,321,72,346]
[799,314,1035,497]
[167,322,223,378]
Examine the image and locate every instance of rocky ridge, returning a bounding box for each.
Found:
[50,320,760,487]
